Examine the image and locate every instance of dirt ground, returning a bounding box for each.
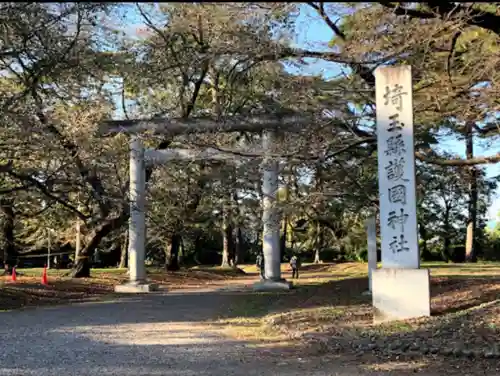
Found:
[0,266,252,310]
[1,262,499,375]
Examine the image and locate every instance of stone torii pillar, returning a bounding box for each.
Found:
[253,131,291,290]
[114,131,291,293]
[115,136,154,293]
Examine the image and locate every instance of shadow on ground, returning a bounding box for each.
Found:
[0,287,497,376]
[431,276,500,314]
[0,263,499,375]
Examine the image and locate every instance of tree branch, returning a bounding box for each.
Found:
[416,152,500,166]
[306,3,376,86]
[379,2,500,36]
[307,2,346,40]
[1,166,88,220]
[33,108,111,217]
[378,2,437,19]
[324,138,376,160]
[446,30,461,86]
[474,122,500,136]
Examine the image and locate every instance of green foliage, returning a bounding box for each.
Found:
[483,218,500,261]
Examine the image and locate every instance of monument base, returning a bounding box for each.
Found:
[253,279,293,292]
[114,281,160,293]
[372,268,430,323]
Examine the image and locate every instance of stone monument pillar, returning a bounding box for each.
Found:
[371,66,430,322]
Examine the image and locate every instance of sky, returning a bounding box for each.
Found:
[114,3,500,227]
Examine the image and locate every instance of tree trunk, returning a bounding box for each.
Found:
[465,121,478,262]
[71,208,129,278]
[442,208,451,262]
[233,227,243,267]
[313,164,324,264]
[178,236,185,266]
[72,256,91,277]
[287,218,294,253]
[166,233,181,271]
[222,223,234,268]
[221,202,231,268]
[0,199,16,274]
[119,230,128,268]
[280,218,287,261]
[314,248,321,264]
[231,190,243,268]
[193,233,203,264]
[75,216,81,261]
[314,221,322,264]
[280,183,290,259]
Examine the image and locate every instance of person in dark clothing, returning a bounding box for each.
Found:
[290,255,300,279]
[256,253,265,279]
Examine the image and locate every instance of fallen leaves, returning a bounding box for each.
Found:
[218,267,500,366]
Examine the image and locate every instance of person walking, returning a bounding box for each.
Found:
[290,255,300,279]
[256,253,265,279]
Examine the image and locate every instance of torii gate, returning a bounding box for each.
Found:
[99,113,315,292]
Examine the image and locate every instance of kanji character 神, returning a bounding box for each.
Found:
[387,208,409,232]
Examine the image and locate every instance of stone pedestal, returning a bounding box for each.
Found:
[372,268,430,323]
[253,279,293,292]
[114,281,159,293]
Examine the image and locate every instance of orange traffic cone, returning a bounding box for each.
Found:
[11,267,16,282]
[41,266,48,286]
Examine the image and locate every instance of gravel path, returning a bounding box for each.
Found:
[0,290,358,376]
[0,289,486,376]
